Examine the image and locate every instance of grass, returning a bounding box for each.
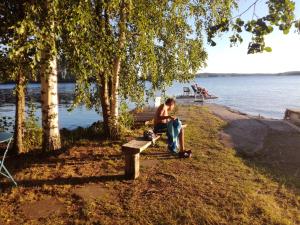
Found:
[0,105,299,224]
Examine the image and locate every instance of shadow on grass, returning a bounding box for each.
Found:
[1,119,127,167]
[1,174,126,190]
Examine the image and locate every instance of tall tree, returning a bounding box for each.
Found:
[0,0,31,153]
[39,1,61,151]
[4,0,300,143]
[8,0,62,151]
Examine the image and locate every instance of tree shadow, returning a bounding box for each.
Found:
[0,135,127,188]
[1,174,126,190]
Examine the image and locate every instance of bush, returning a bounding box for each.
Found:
[24,101,42,151]
[119,101,134,134]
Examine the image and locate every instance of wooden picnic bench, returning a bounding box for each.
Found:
[122,124,187,179]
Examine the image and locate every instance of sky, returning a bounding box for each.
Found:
[202,0,300,74]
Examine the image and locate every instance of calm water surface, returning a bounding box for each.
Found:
[168,75,300,119]
[1,75,300,129]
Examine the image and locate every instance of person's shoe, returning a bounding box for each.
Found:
[185,150,192,158]
[178,150,192,158]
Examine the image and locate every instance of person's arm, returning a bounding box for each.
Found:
[156,107,176,121]
[157,115,173,120]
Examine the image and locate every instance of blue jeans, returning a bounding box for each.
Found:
[154,123,167,134]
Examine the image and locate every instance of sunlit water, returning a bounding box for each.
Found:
[1,75,300,129]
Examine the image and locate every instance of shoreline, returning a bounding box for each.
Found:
[205,103,300,131]
[204,103,300,180]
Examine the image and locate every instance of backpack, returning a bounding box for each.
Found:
[143,129,156,142]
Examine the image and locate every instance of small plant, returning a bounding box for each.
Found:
[119,101,134,135]
[24,101,42,151]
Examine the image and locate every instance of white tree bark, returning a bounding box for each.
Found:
[107,0,126,139]
[41,55,61,151]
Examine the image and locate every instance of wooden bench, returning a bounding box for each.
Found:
[122,124,187,179]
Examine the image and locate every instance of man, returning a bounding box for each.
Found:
[154,98,191,157]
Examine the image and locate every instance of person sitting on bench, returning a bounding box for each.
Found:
[153,98,191,158]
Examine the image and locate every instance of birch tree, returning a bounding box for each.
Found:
[4,0,300,143]
[8,1,62,151]
[39,1,61,151]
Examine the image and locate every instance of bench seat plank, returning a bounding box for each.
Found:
[122,135,161,154]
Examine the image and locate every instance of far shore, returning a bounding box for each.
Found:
[1,71,300,85]
[196,71,300,77]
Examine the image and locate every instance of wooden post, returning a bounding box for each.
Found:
[124,153,140,179]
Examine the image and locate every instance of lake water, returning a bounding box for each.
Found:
[1,75,300,129]
[168,75,300,119]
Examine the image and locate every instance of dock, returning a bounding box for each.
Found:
[284,108,300,125]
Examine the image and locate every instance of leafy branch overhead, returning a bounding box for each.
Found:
[207,0,299,54]
[60,0,237,109]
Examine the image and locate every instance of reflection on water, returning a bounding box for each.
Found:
[1,75,300,129]
[0,83,75,105]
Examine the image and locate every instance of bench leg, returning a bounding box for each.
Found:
[124,153,140,179]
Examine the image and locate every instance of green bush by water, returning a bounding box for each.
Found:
[24,101,42,151]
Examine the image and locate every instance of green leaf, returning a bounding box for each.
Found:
[264,47,272,52]
[283,29,289,35]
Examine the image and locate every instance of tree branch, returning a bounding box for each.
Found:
[231,0,262,20]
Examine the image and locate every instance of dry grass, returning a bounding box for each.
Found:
[0,105,299,225]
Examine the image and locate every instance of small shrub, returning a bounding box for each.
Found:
[24,101,42,151]
[61,121,105,146]
[119,101,134,135]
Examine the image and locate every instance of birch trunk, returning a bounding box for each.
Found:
[13,70,25,154]
[41,55,61,151]
[99,74,111,135]
[97,0,126,139]
[109,59,121,139]
[107,0,126,139]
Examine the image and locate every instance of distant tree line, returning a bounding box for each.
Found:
[0,53,74,83]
